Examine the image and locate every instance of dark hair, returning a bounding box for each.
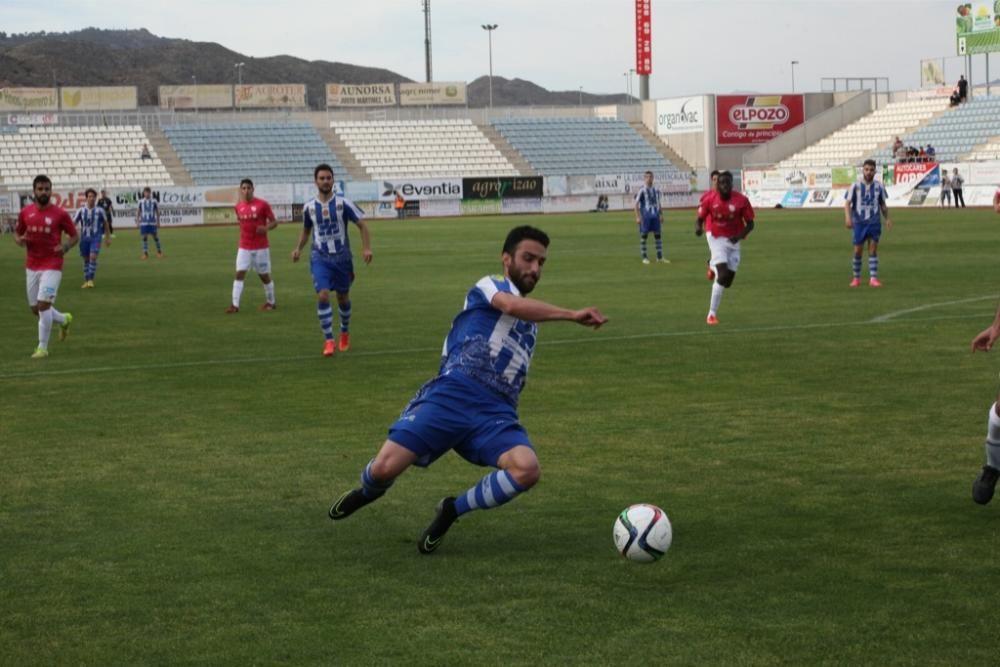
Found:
[710,170,721,179]
[240,178,254,188]
[32,174,51,188]
[85,188,97,197]
[863,159,876,168]
[314,163,334,179]
[143,187,151,194]
[719,170,733,181]
[503,225,550,255]
[644,170,653,177]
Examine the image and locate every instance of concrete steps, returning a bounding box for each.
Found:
[630,122,693,174]
[477,123,536,176]
[145,127,193,186]
[318,128,367,181]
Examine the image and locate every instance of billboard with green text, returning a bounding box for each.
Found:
[956,2,1000,55]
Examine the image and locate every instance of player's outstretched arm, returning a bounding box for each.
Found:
[881,202,892,230]
[972,300,1000,352]
[491,292,607,329]
[843,200,853,228]
[357,220,373,264]
[695,216,704,237]
[291,228,310,262]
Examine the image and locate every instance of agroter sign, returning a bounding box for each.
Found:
[715,94,804,145]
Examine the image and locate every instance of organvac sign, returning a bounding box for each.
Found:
[655,96,706,135]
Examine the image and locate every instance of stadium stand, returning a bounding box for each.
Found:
[0,125,172,190]
[868,96,1000,164]
[331,119,517,179]
[162,122,346,186]
[778,98,949,168]
[491,117,681,176]
[968,136,1000,161]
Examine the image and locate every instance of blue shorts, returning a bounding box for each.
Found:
[852,222,881,245]
[388,373,533,469]
[139,224,158,235]
[79,237,103,257]
[640,216,661,235]
[310,251,354,294]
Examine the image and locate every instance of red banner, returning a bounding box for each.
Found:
[715,94,805,145]
[635,0,651,75]
[893,162,939,187]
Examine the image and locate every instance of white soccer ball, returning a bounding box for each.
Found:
[613,503,672,563]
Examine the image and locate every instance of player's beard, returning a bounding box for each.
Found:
[35,193,50,207]
[509,265,539,295]
[318,183,333,196]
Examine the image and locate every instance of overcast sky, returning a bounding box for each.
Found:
[4,0,996,97]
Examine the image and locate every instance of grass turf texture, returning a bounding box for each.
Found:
[1,207,999,665]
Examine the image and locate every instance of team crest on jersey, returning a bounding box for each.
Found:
[729,204,736,212]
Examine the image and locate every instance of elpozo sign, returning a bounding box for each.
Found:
[655,96,706,135]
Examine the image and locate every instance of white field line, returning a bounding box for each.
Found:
[868,295,998,323]
[0,304,993,381]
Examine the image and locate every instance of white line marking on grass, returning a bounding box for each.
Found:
[869,295,998,323]
[0,311,992,381]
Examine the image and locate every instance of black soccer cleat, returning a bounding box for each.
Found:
[417,497,459,554]
[328,488,375,520]
[973,465,1000,505]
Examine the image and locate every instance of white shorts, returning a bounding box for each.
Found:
[26,269,62,306]
[706,233,741,272]
[236,248,272,275]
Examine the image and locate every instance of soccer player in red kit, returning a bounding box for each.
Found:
[227,179,278,313]
[13,174,79,358]
[701,169,720,281]
[695,171,755,326]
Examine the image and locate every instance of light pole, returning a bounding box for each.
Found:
[629,68,635,103]
[234,62,245,112]
[579,86,583,106]
[192,75,198,113]
[482,24,498,108]
[791,60,800,93]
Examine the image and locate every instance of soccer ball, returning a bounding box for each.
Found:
[613,504,672,563]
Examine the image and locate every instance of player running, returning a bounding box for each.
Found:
[97,189,115,238]
[634,171,667,264]
[13,175,78,358]
[136,187,162,259]
[696,171,754,326]
[328,225,608,554]
[291,164,372,357]
[73,188,110,288]
[701,169,720,281]
[844,159,892,287]
[227,179,278,313]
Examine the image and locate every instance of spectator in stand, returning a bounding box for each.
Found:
[958,75,969,103]
[895,143,907,162]
[952,168,966,208]
[892,136,904,154]
[140,143,152,160]
[950,89,962,107]
[940,171,952,207]
[926,144,936,161]
[919,146,928,162]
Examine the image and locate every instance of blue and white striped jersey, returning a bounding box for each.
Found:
[138,198,158,224]
[73,206,107,238]
[302,196,363,256]
[439,275,538,406]
[635,185,661,218]
[845,180,887,225]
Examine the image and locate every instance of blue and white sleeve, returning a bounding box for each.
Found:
[341,197,365,225]
[303,205,313,230]
[473,275,511,308]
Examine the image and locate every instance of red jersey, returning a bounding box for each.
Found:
[16,203,77,271]
[699,190,754,238]
[236,198,275,250]
[699,190,715,227]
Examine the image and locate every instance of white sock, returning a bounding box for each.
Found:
[38,309,53,349]
[50,307,66,324]
[709,282,725,316]
[986,403,1000,468]
[232,280,244,308]
[263,281,275,305]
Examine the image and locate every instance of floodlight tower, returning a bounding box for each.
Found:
[423,0,433,82]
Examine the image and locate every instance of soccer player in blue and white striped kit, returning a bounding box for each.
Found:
[135,187,162,259]
[634,171,667,264]
[73,188,110,288]
[292,164,372,357]
[844,160,892,288]
[329,226,608,554]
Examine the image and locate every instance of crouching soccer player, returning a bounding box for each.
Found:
[328,226,608,554]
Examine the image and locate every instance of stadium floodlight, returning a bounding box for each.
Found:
[791,60,800,93]
[234,62,246,112]
[482,24,499,108]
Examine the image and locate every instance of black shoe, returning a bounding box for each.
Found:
[417,497,458,554]
[973,465,1000,505]
[329,488,374,520]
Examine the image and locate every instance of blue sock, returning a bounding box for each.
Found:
[852,256,862,278]
[654,234,663,260]
[360,459,394,499]
[454,469,526,516]
[338,300,352,333]
[83,263,89,280]
[317,302,334,340]
[153,234,161,252]
[640,235,648,259]
[868,255,879,278]
[90,259,98,280]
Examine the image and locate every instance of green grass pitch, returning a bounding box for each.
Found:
[2,206,999,664]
